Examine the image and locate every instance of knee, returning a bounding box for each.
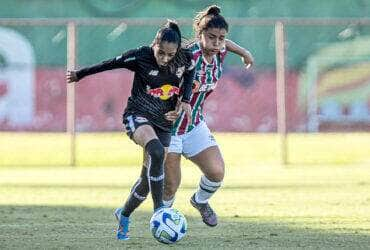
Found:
[146,139,165,163]
[152,146,165,163]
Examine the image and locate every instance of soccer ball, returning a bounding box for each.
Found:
[149,207,187,244]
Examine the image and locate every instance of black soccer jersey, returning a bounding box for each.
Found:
[76,46,195,131]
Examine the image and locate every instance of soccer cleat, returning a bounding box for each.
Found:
[190,194,218,227]
[114,207,130,240]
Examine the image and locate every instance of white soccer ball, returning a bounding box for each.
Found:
[149,207,187,244]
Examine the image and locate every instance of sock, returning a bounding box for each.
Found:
[163,196,175,208]
[194,175,222,204]
[122,166,149,217]
[145,139,165,211]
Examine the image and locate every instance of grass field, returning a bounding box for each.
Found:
[1,133,370,166]
[1,133,370,249]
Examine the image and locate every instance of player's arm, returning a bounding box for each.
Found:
[66,49,138,83]
[181,64,195,104]
[225,39,254,69]
[177,55,196,121]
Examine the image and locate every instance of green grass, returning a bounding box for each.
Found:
[1,132,370,166]
[1,132,370,248]
[1,164,370,249]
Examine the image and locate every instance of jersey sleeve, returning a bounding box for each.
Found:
[76,48,139,80]
[180,51,196,103]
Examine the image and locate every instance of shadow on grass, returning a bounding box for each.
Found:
[0,205,369,249]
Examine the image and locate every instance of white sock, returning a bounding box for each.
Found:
[194,175,222,204]
[163,197,175,208]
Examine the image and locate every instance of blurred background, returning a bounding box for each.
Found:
[2,2,370,249]
[0,0,370,166]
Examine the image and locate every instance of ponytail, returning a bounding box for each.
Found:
[167,21,182,43]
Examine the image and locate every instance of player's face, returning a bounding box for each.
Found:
[199,28,227,56]
[153,41,178,67]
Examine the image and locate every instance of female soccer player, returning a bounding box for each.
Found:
[66,20,194,240]
[163,6,254,227]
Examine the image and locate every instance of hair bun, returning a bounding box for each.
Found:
[167,20,177,28]
[206,5,221,15]
[166,19,181,38]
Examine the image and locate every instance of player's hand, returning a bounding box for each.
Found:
[177,102,192,122]
[241,50,254,69]
[165,110,179,122]
[66,70,78,83]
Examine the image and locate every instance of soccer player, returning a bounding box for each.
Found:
[66,20,195,240]
[163,6,254,227]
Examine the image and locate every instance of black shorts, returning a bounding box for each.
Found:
[122,113,171,147]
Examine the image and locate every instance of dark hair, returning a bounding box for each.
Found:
[152,19,181,50]
[152,20,189,73]
[193,5,229,37]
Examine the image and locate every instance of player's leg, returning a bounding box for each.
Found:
[114,158,149,240]
[190,145,224,202]
[115,123,161,240]
[188,146,224,227]
[132,124,166,212]
[163,135,183,207]
[183,122,224,226]
[115,114,165,240]
[163,152,182,207]
[118,151,150,217]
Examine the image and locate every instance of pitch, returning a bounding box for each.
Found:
[1,162,370,249]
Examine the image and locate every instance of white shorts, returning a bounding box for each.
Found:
[168,121,218,158]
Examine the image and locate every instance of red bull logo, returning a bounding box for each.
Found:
[147,84,180,100]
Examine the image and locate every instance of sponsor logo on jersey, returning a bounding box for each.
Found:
[192,80,217,93]
[147,84,180,100]
[148,70,159,76]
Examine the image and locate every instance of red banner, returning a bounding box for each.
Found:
[0,67,310,132]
